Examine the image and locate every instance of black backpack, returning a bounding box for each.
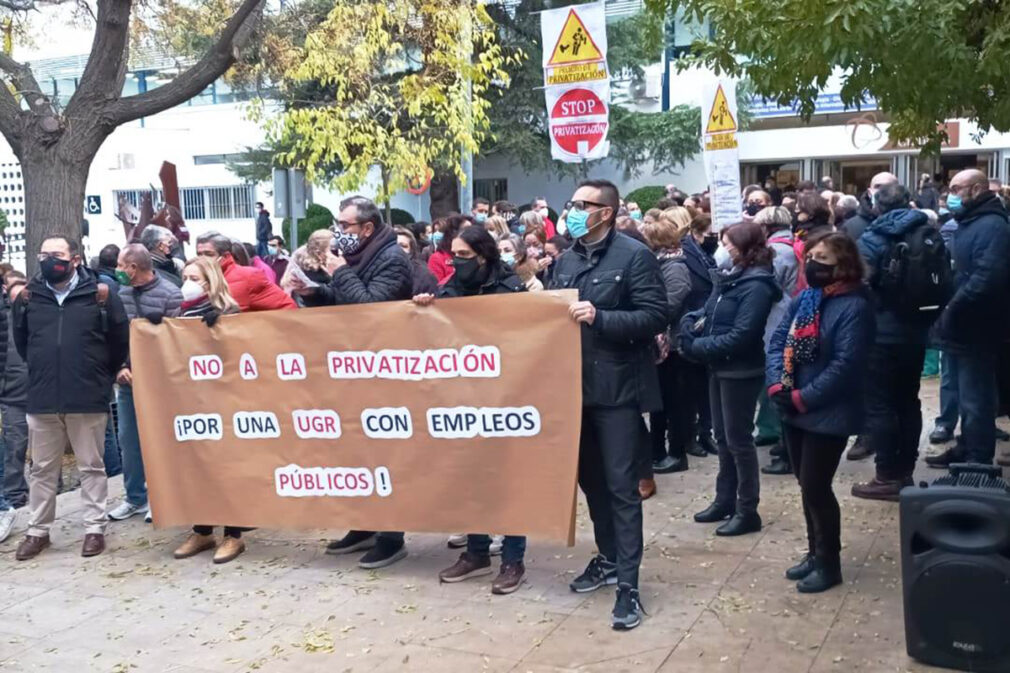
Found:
[877,222,953,322]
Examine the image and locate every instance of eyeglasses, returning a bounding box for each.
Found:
[37,252,70,262]
[331,220,360,233]
[565,200,608,211]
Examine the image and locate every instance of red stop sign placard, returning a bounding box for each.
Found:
[550,88,608,155]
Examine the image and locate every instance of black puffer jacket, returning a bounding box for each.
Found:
[438,261,524,297]
[549,227,668,412]
[412,259,439,296]
[13,268,130,414]
[305,226,413,306]
[681,236,716,313]
[680,265,782,379]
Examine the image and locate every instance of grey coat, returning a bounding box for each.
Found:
[119,275,183,321]
[657,252,691,334]
[767,228,799,297]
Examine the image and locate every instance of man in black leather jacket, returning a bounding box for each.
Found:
[549,179,668,631]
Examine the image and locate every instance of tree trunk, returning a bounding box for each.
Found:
[22,146,94,273]
[429,171,459,220]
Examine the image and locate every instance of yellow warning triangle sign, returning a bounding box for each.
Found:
[547,9,604,66]
[705,84,737,134]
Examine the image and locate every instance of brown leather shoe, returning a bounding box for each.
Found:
[851,476,913,502]
[213,536,246,564]
[438,552,492,583]
[638,478,656,500]
[82,533,105,558]
[174,533,217,560]
[492,561,526,595]
[15,534,50,561]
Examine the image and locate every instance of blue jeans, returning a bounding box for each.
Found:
[467,534,527,564]
[950,350,998,464]
[256,240,269,259]
[935,350,959,431]
[117,386,147,506]
[0,431,8,510]
[1,403,27,508]
[103,410,121,477]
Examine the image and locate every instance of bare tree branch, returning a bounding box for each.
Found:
[0,83,23,155]
[106,0,264,125]
[0,52,52,116]
[0,0,81,11]
[65,0,132,115]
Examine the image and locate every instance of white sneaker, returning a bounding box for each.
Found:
[489,535,504,556]
[447,533,467,549]
[0,508,15,543]
[108,501,149,521]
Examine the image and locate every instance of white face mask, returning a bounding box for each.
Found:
[181,279,206,302]
[714,245,734,271]
[537,208,549,218]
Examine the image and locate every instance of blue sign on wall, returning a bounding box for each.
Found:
[750,93,877,119]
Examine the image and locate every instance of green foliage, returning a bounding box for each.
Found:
[389,208,415,226]
[284,202,333,249]
[649,0,1010,151]
[624,186,667,211]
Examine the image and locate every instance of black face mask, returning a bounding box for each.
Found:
[805,259,836,288]
[700,235,719,255]
[40,256,74,284]
[745,203,762,217]
[452,256,484,289]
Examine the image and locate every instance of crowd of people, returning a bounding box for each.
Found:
[0,165,1005,632]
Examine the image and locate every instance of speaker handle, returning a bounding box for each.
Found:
[949,463,1004,480]
[919,499,1010,555]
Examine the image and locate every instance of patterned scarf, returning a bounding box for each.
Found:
[781,282,855,390]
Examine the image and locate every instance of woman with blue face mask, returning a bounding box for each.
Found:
[498,235,543,292]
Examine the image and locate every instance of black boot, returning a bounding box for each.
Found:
[693,502,734,523]
[925,441,966,469]
[846,435,873,461]
[687,443,708,458]
[715,512,762,536]
[796,557,842,593]
[761,456,792,475]
[697,432,718,455]
[769,442,787,458]
[785,553,816,581]
[653,454,688,474]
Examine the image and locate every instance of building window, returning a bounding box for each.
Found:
[181,185,255,221]
[474,178,508,204]
[193,153,243,166]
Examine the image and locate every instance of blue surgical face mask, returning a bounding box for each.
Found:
[501,252,516,267]
[630,210,642,220]
[432,231,444,245]
[566,208,590,239]
[518,224,526,235]
[474,213,487,224]
[267,245,279,256]
[946,194,962,211]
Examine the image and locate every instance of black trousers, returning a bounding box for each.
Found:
[650,353,693,463]
[193,525,253,539]
[783,424,847,562]
[866,343,925,479]
[684,360,712,437]
[579,406,644,588]
[710,375,763,515]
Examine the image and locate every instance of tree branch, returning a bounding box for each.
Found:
[0,52,52,116]
[66,0,132,115]
[0,83,23,155]
[106,0,264,125]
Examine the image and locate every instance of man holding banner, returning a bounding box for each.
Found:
[295,196,415,569]
[550,179,668,631]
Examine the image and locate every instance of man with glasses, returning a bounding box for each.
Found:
[194,232,295,311]
[291,195,413,569]
[11,235,130,560]
[549,179,668,630]
[927,168,1010,468]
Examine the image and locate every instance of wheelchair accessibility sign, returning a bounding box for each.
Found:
[85,195,102,215]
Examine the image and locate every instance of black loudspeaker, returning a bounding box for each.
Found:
[900,463,1010,672]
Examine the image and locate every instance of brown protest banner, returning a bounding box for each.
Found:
[131,290,582,544]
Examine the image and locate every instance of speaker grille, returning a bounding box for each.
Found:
[909,561,1010,662]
